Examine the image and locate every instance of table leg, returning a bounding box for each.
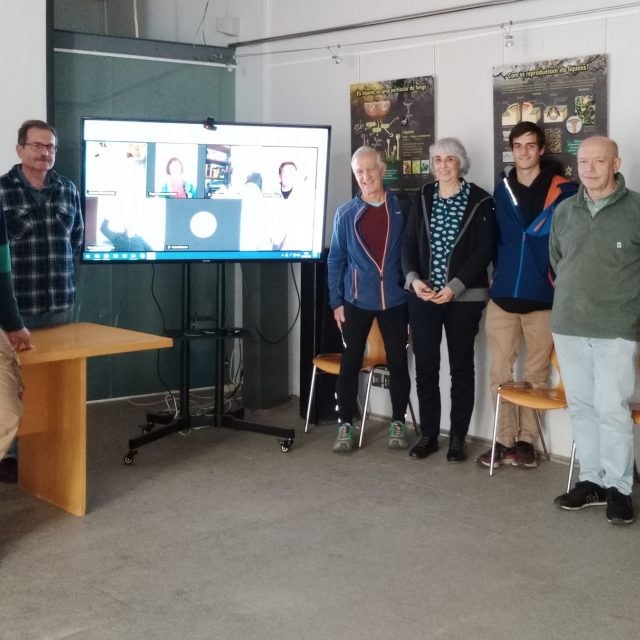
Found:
[19,357,87,516]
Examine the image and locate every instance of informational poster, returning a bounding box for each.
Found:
[492,54,607,182]
[350,76,435,195]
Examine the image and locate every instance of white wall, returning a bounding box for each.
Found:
[52,0,638,457]
[0,1,47,172]
[233,0,640,458]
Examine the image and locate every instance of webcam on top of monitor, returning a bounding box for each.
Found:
[203,117,217,131]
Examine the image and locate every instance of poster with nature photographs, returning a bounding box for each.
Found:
[492,54,607,182]
[350,76,435,196]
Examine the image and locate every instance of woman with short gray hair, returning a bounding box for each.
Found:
[402,137,495,463]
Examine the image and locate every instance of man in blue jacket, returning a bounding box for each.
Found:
[327,146,411,452]
[477,122,576,469]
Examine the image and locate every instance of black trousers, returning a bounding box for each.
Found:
[407,294,485,439]
[336,302,411,424]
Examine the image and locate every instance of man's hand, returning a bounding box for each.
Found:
[6,328,33,351]
[333,305,346,332]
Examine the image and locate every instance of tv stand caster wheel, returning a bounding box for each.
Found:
[124,450,138,465]
[279,438,293,453]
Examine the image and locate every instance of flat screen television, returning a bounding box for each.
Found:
[81,117,331,263]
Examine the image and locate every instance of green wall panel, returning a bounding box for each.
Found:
[53,45,235,400]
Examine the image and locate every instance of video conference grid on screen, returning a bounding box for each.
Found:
[81,119,331,263]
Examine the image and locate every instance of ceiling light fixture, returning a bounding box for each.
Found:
[328,45,342,64]
[503,20,514,48]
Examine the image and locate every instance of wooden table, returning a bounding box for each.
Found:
[18,322,173,516]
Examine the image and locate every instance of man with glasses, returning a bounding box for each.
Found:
[0,120,83,483]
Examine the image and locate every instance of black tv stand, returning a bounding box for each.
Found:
[124,263,295,464]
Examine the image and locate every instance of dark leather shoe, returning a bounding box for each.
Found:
[0,457,18,483]
[408,436,439,460]
[447,436,467,463]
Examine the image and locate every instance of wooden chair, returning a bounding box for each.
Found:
[304,318,417,447]
[487,348,562,476]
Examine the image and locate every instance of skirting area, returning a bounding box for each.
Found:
[1,397,638,639]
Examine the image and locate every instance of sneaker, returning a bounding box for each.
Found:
[446,436,467,463]
[387,420,409,449]
[332,423,355,453]
[0,457,18,483]
[554,480,607,510]
[513,441,538,468]
[606,487,634,525]
[476,443,516,469]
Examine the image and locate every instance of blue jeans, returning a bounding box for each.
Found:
[3,308,74,460]
[408,294,485,439]
[553,333,637,495]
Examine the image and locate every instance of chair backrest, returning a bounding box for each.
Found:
[363,318,387,366]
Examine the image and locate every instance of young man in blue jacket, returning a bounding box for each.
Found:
[477,122,577,469]
[327,146,411,452]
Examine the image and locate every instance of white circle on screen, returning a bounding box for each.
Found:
[190,211,218,238]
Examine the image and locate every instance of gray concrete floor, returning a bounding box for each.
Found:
[1,397,639,639]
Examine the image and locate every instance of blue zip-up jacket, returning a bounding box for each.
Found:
[491,170,577,305]
[327,190,406,311]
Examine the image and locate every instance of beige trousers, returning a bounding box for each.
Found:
[0,331,22,459]
[485,301,553,446]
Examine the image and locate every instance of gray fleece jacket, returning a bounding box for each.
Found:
[550,173,640,341]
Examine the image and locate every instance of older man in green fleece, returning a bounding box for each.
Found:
[551,136,640,525]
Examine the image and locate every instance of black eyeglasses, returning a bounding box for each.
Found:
[22,142,57,153]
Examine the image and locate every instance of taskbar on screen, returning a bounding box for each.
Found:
[82,250,321,262]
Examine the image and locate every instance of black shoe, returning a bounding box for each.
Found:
[408,436,439,460]
[446,436,467,463]
[514,441,538,468]
[606,487,634,525]
[476,443,516,469]
[554,480,606,510]
[0,457,18,483]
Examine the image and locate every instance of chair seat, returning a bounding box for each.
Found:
[312,354,342,376]
[498,387,566,410]
[361,358,386,372]
[305,317,417,446]
[313,354,388,378]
